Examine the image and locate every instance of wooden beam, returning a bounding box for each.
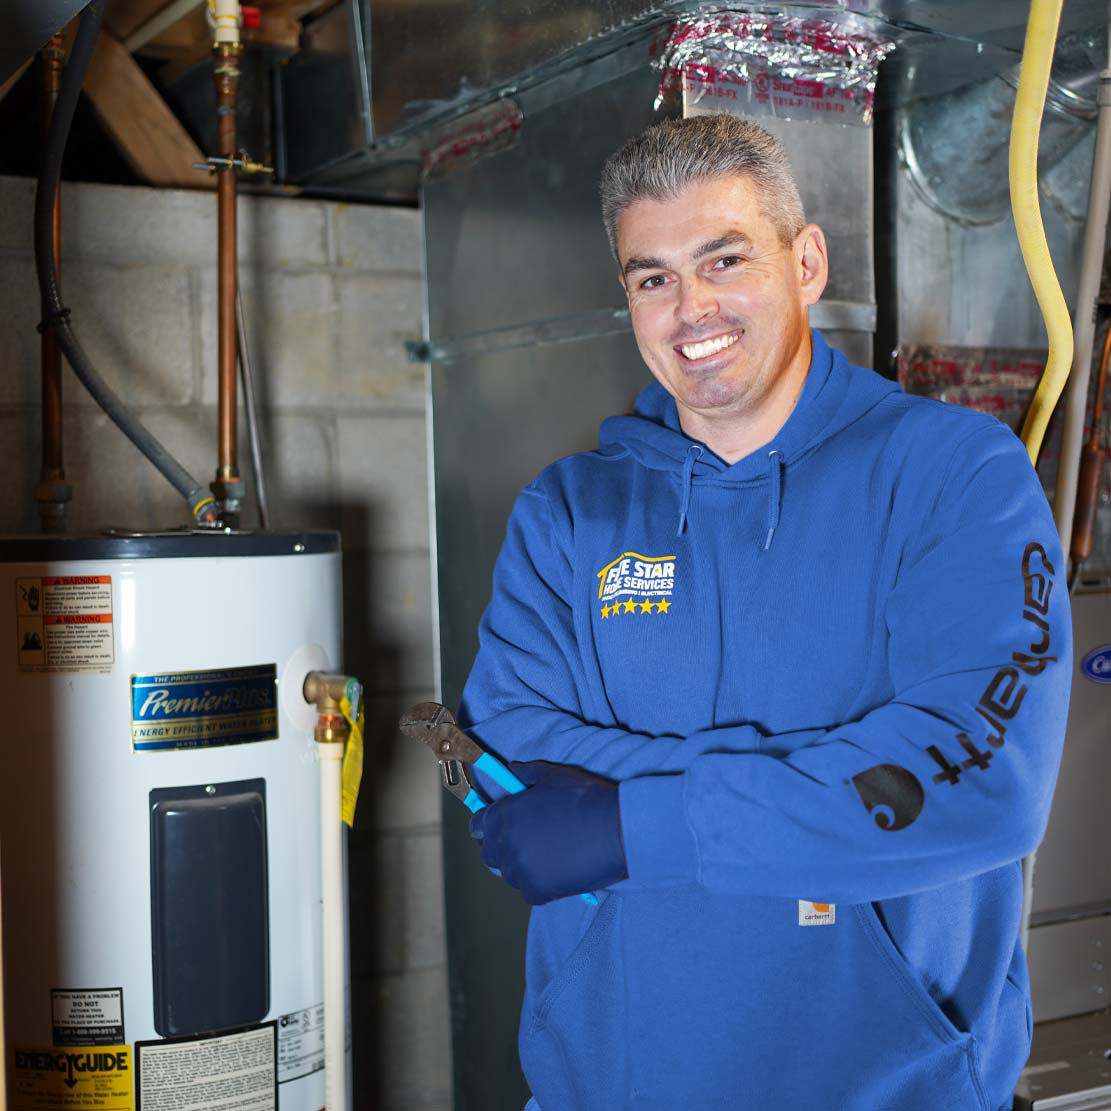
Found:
[0,57,33,106]
[83,31,208,190]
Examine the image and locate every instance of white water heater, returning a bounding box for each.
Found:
[0,531,348,1111]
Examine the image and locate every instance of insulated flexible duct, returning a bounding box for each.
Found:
[34,0,218,525]
[1012,0,1075,466]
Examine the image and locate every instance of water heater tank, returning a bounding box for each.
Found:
[0,531,348,1111]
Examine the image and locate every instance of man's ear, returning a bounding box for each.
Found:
[795,223,828,307]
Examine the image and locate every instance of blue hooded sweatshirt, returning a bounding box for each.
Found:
[459,330,1071,1111]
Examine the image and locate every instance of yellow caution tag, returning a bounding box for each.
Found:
[339,693,364,828]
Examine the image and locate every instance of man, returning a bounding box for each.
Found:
[460,113,1071,1111]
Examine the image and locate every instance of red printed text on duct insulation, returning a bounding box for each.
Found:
[15,576,114,674]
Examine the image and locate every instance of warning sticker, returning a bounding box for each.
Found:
[130,665,278,753]
[135,1024,276,1111]
[52,988,125,1047]
[277,1004,324,1084]
[11,1045,133,1111]
[16,576,114,674]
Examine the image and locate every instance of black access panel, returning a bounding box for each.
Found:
[149,778,270,1037]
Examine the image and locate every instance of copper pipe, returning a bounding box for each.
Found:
[36,33,70,533]
[213,42,241,490]
[1070,315,1111,564]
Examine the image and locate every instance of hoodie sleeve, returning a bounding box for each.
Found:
[461,425,1071,903]
[620,422,1072,901]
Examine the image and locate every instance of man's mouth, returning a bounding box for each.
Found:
[676,330,743,362]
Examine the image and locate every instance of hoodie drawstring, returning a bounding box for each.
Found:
[676,445,703,536]
[764,450,782,551]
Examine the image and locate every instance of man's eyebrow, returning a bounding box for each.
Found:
[622,255,667,277]
[692,232,753,261]
[622,232,754,277]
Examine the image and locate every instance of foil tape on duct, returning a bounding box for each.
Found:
[651,12,895,126]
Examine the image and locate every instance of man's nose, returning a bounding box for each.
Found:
[676,277,718,325]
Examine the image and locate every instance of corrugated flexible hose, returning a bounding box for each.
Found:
[34,0,217,525]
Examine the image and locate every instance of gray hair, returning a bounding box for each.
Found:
[599,113,806,259]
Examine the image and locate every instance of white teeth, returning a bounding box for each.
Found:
[680,332,740,361]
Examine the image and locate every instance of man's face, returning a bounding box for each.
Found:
[615,174,826,430]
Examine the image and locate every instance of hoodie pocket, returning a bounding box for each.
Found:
[856,902,967,1045]
[520,895,628,1111]
[852,902,988,1111]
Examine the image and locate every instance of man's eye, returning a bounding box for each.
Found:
[639,275,667,290]
[714,255,744,269]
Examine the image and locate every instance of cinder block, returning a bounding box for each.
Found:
[367,967,453,1111]
[335,413,430,554]
[0,257,195,408]
[335,275,426,410]
[348,833,404,978]
[58,406,214,532]
[398,830,448,971]
[0,177,35,254]
[260,413,341,533]
[53,181,329,270]
[341,551,435,695]
[0,258,41,405]
[197,268,339,408]
[332,203,421,274]
[354,693,443,833]
[0,411,42,534]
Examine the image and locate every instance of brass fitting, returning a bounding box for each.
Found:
[303,672,361,746]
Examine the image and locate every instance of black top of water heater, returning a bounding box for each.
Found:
[0,530,341,562]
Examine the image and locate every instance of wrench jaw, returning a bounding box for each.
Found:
[440,758,477,803]
[400,701,486,805]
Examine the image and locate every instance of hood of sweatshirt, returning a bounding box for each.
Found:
[597,329,901,542]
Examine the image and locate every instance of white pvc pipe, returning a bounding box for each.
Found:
[213,0,241,44]
[319,741,347,1111]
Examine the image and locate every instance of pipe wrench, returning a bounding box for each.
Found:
[398,702,598,906]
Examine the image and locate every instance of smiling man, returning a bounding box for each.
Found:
[459,114,1071,1110]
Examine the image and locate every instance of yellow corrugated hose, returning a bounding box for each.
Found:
[1012,0,1073,465]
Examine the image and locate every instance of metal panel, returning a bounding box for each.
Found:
[1027,917,1111,1023]
[425,47,879,1110]
[1015,1011,1111,1111]
[1031,588,1111,920]
[0,0,88,87]
[433,334,648,1111]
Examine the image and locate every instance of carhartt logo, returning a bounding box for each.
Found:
[596,552,677,619]
[798,901,836,925]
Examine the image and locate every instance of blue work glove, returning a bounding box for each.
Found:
[469,761,628,905]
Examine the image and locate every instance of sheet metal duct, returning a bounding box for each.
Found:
[0,0,89,87]
[277,0,1108,200]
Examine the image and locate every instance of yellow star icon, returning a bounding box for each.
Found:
[601,604,611,618]
[656,597,671,614]
[622,598,637,614]
[639,599,654,614]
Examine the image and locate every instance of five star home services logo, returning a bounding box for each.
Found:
[596,552,677,619]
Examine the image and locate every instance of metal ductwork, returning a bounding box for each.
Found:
[0,0,89,87]
[276,0,1110,202]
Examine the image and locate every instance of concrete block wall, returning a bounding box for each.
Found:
[0,176,450,1111]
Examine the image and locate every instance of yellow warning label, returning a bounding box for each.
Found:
[11,1045,133,1110]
